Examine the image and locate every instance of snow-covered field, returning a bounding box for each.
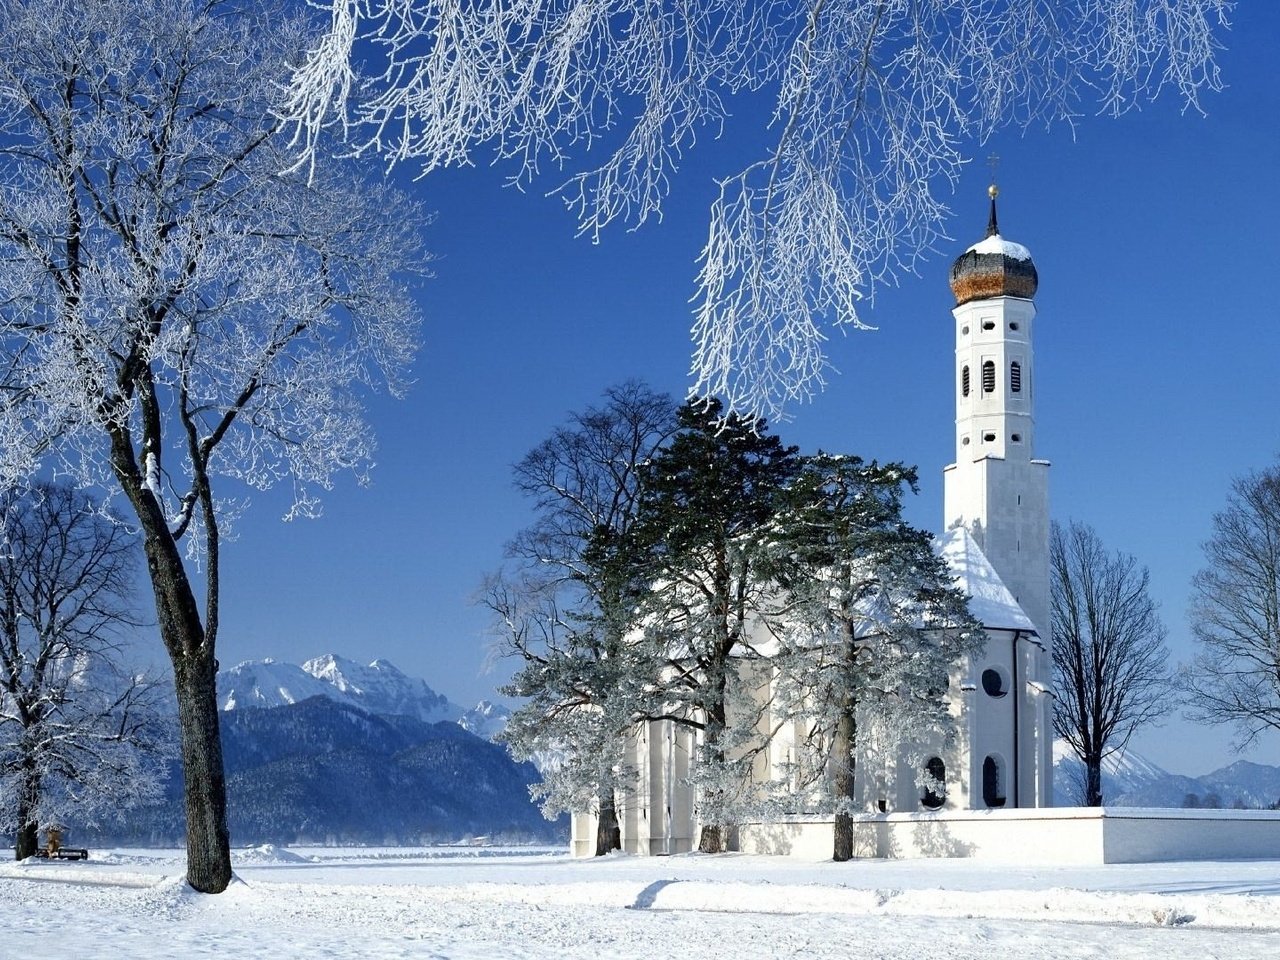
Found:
[3,845,1280,958]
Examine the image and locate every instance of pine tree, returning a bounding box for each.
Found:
[629,398,800,853]
[766,454,983,860]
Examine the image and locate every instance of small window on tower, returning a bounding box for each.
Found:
[1010,361,1022,394]
[962,326,969,335]
[982,360,995,393]
[962,436,970,446]
[982,320,995,331]
[983,432,996,443]
[962,365,970,397]
[1009,322,1020,331]
[1011,433,1022,443]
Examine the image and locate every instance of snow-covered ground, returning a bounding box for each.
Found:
[3,845,1280,958]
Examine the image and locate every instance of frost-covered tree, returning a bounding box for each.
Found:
[0,484,168,860]
[486,381,676,855]
[1051,521,1170,806]
[0,0,423,891]
[285,0,1227,419]
[628,398,800,852]
[1183,464,1280,748]
[768,455,981,860]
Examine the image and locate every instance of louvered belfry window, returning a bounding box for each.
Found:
[962,365,970,397]
[982,360,995,393]
[1010,361,1022,394]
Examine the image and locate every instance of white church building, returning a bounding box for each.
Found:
[570,190,1280,863]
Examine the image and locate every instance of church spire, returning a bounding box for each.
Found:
[986,152,1001,237]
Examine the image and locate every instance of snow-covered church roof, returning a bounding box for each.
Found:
[936,526,1039,635]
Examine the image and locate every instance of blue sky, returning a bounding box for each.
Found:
[208,4,1278,777]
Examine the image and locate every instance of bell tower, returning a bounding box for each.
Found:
[942,185,1050,642]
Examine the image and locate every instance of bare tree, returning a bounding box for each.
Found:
[1050,521,1171,806]
[284,0,1228,419]
[0,0,423,891]
[487,381,677,855]
[0,483,167,860]
[1183,463,1280,747]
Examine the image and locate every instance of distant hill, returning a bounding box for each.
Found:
[94,696,562,845]
[1052,741,1280,810]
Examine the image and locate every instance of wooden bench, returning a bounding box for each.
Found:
[35,828,89,860]
[36,847,89,860]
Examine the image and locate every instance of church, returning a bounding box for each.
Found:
[571,187,1057,856]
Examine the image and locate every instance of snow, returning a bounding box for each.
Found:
[217,658,337,711]
[218,654,485,729]
[937,528,1038,633]
[3,846,1280,957]
[965,234,1033,261]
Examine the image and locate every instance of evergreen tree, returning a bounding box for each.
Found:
[629,397,801,853]
[767,455,983,860]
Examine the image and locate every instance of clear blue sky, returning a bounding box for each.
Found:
[207,4,1278,777]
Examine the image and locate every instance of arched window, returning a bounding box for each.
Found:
[961,365,970,397]
[981,668,1008,697]
[983,756,1006,808]
[982,360,995,394]
[921,757,946,810]
[1010,361,1022,394]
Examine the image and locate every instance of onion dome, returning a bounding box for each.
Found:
[949,185,1038,305]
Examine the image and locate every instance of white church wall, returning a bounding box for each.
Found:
[739,808,1280,863]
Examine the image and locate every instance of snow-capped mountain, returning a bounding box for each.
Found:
[217,658,340,711]
[459,699,511,740]
[1053,740,1280,809]
[301,654,461,724]
[217,655,503,739]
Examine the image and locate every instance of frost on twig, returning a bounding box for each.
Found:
[285,0,1227,419]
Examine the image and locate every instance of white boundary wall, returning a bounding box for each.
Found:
[737,807,1280,864]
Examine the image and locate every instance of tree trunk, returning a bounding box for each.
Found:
[14,761,39,860]
[595,790,621,856]
[171,649,231,891]
[831,707,856,862]
[1085,756,1103,807]
[832,614,858,862]
[115,428,233,894]
[698,823,724,853]
[697,684,730,854]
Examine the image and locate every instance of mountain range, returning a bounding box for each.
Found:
[216,653,511,740]
[1052,741,1280,809]
[87,655,558,846]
